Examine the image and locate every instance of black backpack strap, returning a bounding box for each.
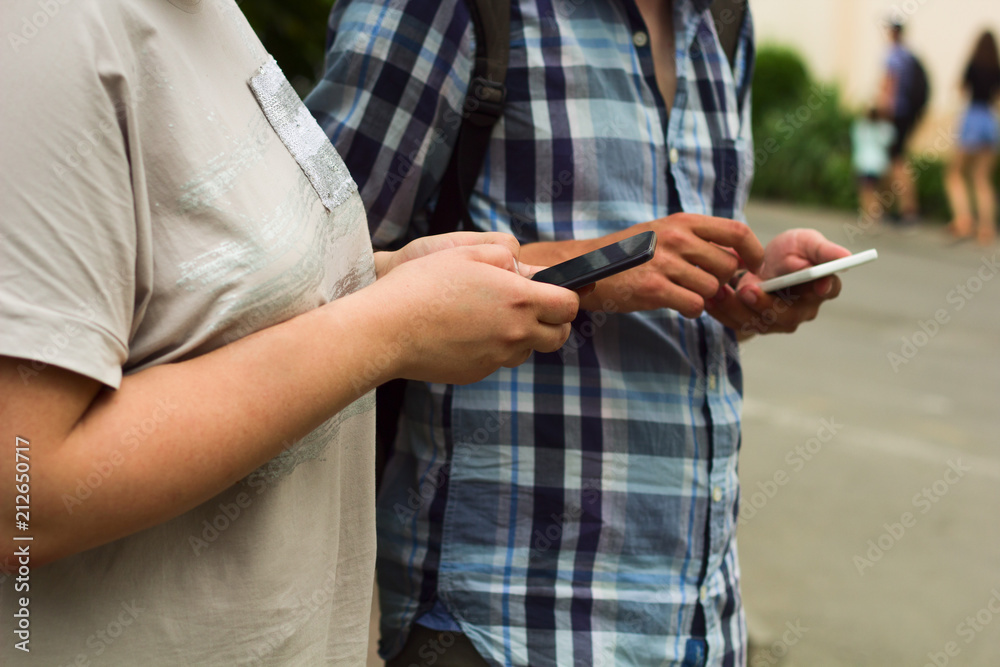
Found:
[376,0,511,491]
[709,0,746,71]
[427,0,511,236]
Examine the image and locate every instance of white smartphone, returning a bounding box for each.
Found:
[756,249,879,293]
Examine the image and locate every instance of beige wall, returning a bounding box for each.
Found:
[751,0,1000,152]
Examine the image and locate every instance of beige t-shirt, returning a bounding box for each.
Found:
[0,0,376,663]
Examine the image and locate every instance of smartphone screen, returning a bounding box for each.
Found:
[531,230,656,290]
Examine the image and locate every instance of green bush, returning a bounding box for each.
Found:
[751,46,811,128]
[750,49,856,212]
[241,0,335,95]
[910,155,950,222]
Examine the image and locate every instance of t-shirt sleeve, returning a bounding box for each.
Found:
[305,0,475,250]
[0,7,137,388]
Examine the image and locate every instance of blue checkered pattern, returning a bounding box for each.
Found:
[307,1,756,665]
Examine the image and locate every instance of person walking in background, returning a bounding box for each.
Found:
[879,18,929,226]
[945,30,1000,246]
[308,1,850,665]
[851,106,897,226]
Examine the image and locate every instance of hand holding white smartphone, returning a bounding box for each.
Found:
[756,249,878,293]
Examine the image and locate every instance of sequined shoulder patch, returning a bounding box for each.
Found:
[248,57,358,211]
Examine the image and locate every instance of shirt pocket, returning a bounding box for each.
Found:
[248,57,358,211]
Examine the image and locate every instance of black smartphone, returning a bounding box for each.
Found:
[531,230,656,290]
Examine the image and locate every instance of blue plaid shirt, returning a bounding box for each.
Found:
[307,1,755,665]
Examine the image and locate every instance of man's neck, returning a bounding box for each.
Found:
[634,0,677,115]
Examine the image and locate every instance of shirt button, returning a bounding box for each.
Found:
[707,374,717,391]
[700,586,708,601]
[632,31,649,48]
[712,486,723,502]
[669,147,679,164]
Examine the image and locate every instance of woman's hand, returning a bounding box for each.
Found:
[373,232,523,278]
[369,242,580,385]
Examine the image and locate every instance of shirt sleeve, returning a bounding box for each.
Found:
[0,5,137,388]
[305,0,475,250]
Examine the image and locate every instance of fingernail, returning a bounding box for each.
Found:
[740,288,758,306]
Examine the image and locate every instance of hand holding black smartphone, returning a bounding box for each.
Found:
[531,231,656,290]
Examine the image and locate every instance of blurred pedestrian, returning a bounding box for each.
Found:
[851,106,897,225]
[945,30,1000,245]
[879,19,929,225]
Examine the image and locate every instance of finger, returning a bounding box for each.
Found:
[452,242,520,273]
[662,258,729,301]
[479,232,522,262]
[792,229,852,266]
[812,275,843,299]
[528,321,574,354]
[682,241,743,285]
[736,285,821,333]
[705,287,749,331]
[525,280,581,325]
[687,217,765,273]
[708,284,793,334]
[518,262,545,279]
[439,231,520,254]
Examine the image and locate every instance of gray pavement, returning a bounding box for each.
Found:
[740,201,1000,667]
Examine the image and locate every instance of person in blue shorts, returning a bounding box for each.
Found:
[946,30,1000,245]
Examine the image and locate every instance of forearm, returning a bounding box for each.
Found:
[4,287,398,566]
